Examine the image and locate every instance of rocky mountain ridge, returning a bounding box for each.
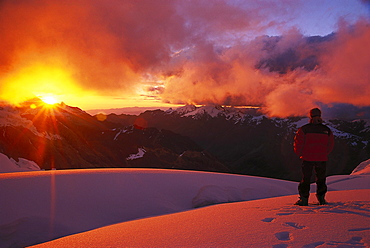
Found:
[105,105,369,180]
[0,101,226,173]
[0,102,369,181]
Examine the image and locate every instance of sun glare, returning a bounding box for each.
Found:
[41,95,59,105]
[0,63,88,108]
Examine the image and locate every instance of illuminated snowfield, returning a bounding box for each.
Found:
[0,158,369,247]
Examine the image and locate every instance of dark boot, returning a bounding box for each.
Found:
[294,197,308,206]
[316,194,327,205]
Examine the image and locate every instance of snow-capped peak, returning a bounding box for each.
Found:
[166,105,197,115]
[0,104,62,140]
[169,105,247,121]
[182,105,225,118]
[0,153,41,173]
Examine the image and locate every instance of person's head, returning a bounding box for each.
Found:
[309,108,323,124]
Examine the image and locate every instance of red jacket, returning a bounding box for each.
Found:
[294,123,334,161]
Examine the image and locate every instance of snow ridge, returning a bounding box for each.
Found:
[0,153,41,173]
[168,105,252,122]
[0,105,62,140]
[351,159,370,175]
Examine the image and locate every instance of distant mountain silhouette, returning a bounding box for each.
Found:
[104,105,370,181]
[0,102,369,181]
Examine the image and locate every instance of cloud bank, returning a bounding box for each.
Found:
[0,0,369,117]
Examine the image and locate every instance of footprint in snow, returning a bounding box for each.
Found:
[275,231,291,241]
[272,244,288,248]
[284,222,306,229]
[348,227,370,232]
[276,212,294,216]
[302,236,368,248]
[261,217,275,222]
[301,241,325,248]
[326,236,368,247]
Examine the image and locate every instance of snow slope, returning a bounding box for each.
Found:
[32,190,370,248]
[0,106,62,140]
[351,159,370,175]
[0,160,369,247]
[0,153,40,173]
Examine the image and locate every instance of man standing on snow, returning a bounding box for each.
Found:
[293,108,334,206]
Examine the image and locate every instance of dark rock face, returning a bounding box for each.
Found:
[0,102,228,173]
[104,106,370,181]
[1,102,368,181]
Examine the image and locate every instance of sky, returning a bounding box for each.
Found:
[0,0,369,116]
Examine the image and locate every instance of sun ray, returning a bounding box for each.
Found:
[41,95,59,105]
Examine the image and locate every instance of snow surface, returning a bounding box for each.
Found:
[0,106,40,136]
[32,190,370,248]
[351,159,370,175]
[0,106,62,140]
[169,105,248,121]
[126,147,146,160]
[0,153,40,173]
[0,160,369,248]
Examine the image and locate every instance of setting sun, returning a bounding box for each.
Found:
[40,95,59,105]
[0,62,93,108]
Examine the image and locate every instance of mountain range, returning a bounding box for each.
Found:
[0,100,369,181]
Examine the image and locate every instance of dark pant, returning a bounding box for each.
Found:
[298,161,327,198]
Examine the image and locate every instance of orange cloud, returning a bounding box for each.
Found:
[0,0,140,105]
[0,0,368,117]
[315,20,370,105]
[266,20,370,116]
[161,20,370,117]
